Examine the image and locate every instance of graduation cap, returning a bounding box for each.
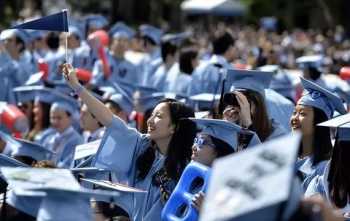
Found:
[0,154,29,167]
[109,22,135,39]
[333,87,350,106]
[0,167,119,221]
[188,93,221,111]
[189,118,243,151]
[139,24,163,45]
[10,138,54,161]
[318,113,350,141]
[199,132,302,221]
[0,29,30,44]
[296,55,323,72]
[161,31,192,46]
[68,25,83,40]
[85,14,108,30]
[135,92,187,113]
[225,69,274,97]
[298,77,347,119]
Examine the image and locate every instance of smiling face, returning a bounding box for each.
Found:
[290,104,314,136]
[191,134,217,167]
[147,102,174,143]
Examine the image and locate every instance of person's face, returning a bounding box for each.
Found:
[2,36,18,55]
[191,134,217,167]
[224,45,236,62]
[290,104,314,136]
[80,104,99,132]
[50,109,71,133]
[110,37,129,57]
[147,103,174,142]
[67,34,80,49]
[33,101,43,125]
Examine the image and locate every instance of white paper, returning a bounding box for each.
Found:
[1,167,80,191]
[200,133,301,221]
[74,139,101,160]
[81,178,147,193]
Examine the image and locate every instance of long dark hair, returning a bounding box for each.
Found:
[328,139,350,208]
[136,99,196,181]
[310,107,332,166]
[223,90,273,141]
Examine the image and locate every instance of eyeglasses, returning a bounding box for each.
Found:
[193,135,216,150]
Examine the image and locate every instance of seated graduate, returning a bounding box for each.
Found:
[188,118,257,212]
[61,63,198,221]
[305,113,350,218]
[39,93,83,168]
[290,78,347,191]
[222,69,287,142]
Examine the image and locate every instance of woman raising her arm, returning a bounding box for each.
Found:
[62,64,197,221]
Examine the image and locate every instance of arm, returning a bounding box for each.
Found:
[62,63,113,126]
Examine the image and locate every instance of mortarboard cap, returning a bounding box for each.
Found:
[161,31,192,46]
[295,55,323,72]
[13,85,45,103]
[139,24,163,45]
[298,77,347,119]
[0,129,53,161]
[109,22,135,39]
[27,30,47,41]
[333,87,350,106]
[135,92,187,113]
[188,93,220,111]
[68,25,83,40]
[11,138,54,161]
[0,167,119,221]
[318,113,350,141]
[225,69,274,97]
[0,153,29,167]
[200,132,301,221]
[108,93,134,115]
[85,15,108,30]
[189,118,242,151]
[0,29,30,44]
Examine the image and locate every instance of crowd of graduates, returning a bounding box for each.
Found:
[0,11,350,221]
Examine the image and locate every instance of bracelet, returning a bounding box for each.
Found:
[73,84,85,96]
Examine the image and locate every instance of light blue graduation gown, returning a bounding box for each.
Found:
[72,42,98,71]
[91,52,139,87]
[265,119,288,141]
[188,55,232,96]
[297,156,328,191]
[92,116,175,221]
[305,162,350,214]
[40,126,83,168]
[150,62,191,95]
[265,89,295,132]
[139,48,162,86]
[0,52,32,103]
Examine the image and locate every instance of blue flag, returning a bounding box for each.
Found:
[11,9,69,32]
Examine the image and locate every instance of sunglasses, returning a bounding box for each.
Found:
[193,135,216,150]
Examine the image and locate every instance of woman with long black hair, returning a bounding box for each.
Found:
[305,113,350,217]
[61,63,197,221]
[290,78,347,191]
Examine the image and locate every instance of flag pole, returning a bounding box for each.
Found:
[63,9,68,63]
